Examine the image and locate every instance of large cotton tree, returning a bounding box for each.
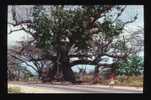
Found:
[8,5,138,82]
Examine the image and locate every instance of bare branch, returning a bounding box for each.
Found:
[122,15,138,27]
[112,6,127,23]
[10,54,39,73]
[102,39,112,48]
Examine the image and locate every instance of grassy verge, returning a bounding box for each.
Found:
[81,75,143,87]
[8,86,22,93]
[114,75,143,87]
[8,84,53,93]
[8,75,143,87]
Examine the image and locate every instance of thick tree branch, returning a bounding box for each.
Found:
[69,54,92,58]
[104,53,126,59]
[91,5,113,26]
[29,55,57,62]
[69,59,96,67]
[8,20,32,27]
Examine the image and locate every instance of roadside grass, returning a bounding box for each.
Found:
[114,75,143,87]
[8,86,22,93]
[8,75,143,87]
[81,75,143,87]
[8,84,54,93]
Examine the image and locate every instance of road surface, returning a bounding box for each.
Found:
[8,82,143,93]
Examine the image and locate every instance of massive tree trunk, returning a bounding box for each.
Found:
[62,60,76,82]
[46,59,76,82]
[58,51,76,82]
[45,43,76,83]
[58,42,76,82]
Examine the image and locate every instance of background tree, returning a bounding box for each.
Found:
[111,26,144,76]
[8,46,34,80]
[115,55,144,76]
[8,5,139,83]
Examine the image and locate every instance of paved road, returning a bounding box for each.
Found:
[8,82,143,93]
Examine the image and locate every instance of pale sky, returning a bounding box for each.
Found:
[119,5,144,27]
